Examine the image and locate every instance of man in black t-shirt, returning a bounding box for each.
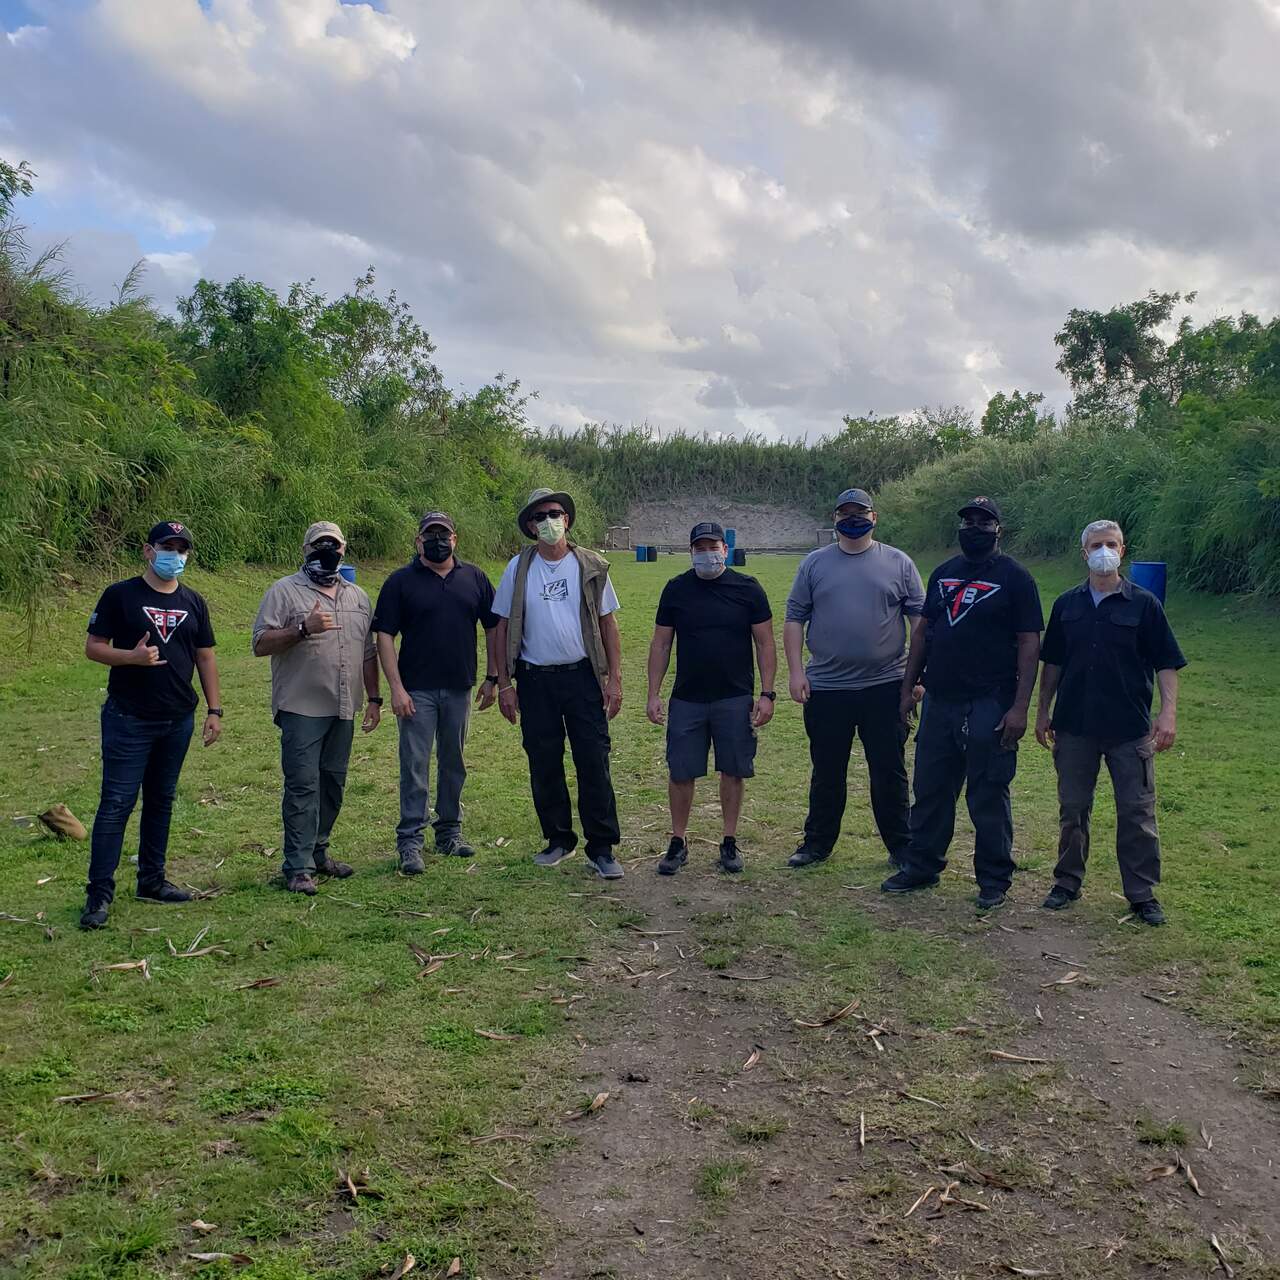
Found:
[881,498,1043,909]
[80,521,223,930]
[373,512,499,872]
[646,522,777,875]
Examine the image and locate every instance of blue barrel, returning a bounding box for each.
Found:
[725,527,737,551]
[1129,561,1166,602]
[646,545,657,562]
[635,546,646,563]
[732,548,746,567]
[338,564,357,584]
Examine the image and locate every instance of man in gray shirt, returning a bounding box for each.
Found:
[784,488,925,868]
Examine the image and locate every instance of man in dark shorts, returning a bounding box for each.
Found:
[881,497,1043,910]
[646,521,777,874]
[80,521,223,929]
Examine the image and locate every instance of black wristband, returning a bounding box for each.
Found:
[483,674,499,684]
[207,708,224,717]
[367,696,384,706]
[759,691,777,701]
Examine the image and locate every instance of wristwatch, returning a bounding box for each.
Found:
[759,691,777,701]
[297,620,308,640]
[207,708,224,717]
[483,674,499,685]
[367,696,384,706]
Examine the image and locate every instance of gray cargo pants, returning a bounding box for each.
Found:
[1052,730,1161,904]
[396,688,471,854]
[276,711,355,877]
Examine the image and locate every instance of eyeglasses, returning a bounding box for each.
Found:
[532,509,567,520]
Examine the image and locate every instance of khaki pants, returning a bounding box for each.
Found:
[1052,731,1161,904]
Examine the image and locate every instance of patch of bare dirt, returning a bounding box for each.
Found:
[534,858,1280,1280]
[624,498,826,551]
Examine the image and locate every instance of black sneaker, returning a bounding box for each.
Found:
[136,880,193,904]
[1041,885,1078,911]
[79,901,109,930]
[436,837,475,858]
[399,849,426,875]
[719,837,743,874]
[879,870,940,894]
[1131,898,1166,926]
[657,837,687,876]
[976,889,1007,911]
[787,845,829,869]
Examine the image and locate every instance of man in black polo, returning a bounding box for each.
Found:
[1035,519,1186,925]
[373,512,500,872]
[81,520,223,929]
[646,521,776,875]
[881,497,1043,910]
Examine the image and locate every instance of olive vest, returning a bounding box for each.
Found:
[505,543,613,688]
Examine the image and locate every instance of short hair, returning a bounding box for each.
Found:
[1080,519,1124,548]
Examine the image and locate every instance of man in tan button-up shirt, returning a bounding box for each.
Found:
[253,521,381,894]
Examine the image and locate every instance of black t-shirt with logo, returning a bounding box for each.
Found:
[655,568,773,703]
[372,558,498,691]
[920,553,1044,702]
[87,577,216,719]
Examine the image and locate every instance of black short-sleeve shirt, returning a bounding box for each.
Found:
[1041,578,1187,741]
[87,577,215,719]
[372,558,497,691]
[655,568,772,703]
[921,553,1044,702]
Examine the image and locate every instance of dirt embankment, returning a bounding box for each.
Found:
[623,498,827,550]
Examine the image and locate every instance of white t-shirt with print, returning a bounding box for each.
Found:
[492,550,620,666]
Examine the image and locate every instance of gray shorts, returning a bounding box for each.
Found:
[666,695,757,781]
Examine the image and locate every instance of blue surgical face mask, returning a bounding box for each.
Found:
[836,516,875,539]
[152,550,187,580]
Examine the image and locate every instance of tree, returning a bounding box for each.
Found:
[0,157,35,220]
[1054,290,1188,417]
[981,390,1050,441]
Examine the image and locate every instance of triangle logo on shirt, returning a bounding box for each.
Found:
[142,605,189,643]
[938,578,1001,626]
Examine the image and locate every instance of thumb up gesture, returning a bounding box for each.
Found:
[304,598,340,635]
[131,633,166,667]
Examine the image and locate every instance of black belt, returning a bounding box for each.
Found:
[516,658,590,674]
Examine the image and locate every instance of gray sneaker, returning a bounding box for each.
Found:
[533,844,574,867]
[589,852,625,880]
[436,837,475,858]
[399,849,426,875]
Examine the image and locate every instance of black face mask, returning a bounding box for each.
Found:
[304,542,343,584]
[836,516,875,540]
[421,536,453,564]
[958,527,998,559]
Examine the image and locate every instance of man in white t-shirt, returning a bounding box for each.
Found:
[492,488,625,878]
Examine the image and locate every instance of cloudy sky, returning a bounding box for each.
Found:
[4,0,1279,437]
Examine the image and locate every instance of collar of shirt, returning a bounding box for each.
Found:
[411,557,459,583]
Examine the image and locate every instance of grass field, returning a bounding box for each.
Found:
[1,549,1277,1278]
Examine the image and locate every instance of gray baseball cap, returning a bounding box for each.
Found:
[835,488,874,510]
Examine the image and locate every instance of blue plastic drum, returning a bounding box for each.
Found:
[1129,561,1167,602]
[636,547,647,563]
[646,545,658,562]
[338,564,357,584]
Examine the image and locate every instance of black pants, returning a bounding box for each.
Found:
[905,693,1017,894]
[516,661,620,858]
[87,699,193,905]
[802,681,910,860]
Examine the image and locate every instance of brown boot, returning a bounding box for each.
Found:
[315,856,353,879]
[285,873,318,895]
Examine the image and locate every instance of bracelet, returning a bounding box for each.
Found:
[367,696,383,706]
[759,691,777,701]
[207,708,224,717]
[484,674,499,684]
[498,684,514,693]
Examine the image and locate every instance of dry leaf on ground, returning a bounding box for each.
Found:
[53,1091,127,1105]
[987,1050,1049,1064]
[474,1029,522,1041]
[235,977,280,990]
[1211,1235,1235,1277]
[190,1219,218,1234]
[187,1253,252,1265]
[567,1091,610,1119]
[446,1259,462,1277]
[387,1253,415,1279]
[794,997,860,1028]
[904,1184,937,1218]
[742,1047,762,1072]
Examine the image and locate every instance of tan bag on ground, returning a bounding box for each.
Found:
[38,804,87,841]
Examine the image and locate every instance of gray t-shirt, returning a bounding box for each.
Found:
[785,541,925,691]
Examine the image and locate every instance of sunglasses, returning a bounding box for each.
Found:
[532,509,567,520]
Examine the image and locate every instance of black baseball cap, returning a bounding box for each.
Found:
[146,520,193,548]
[957,496,1003,522]
[419,511,456,533]
[835,488,874,510]
[690,521,726,544]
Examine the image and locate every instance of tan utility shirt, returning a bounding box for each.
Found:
[252,571,375,720]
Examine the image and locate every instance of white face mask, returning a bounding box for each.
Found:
[1087,546,1122,574]
[691,549,726,579]
[535,516,566,545]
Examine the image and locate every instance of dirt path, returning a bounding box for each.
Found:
[535,858,1280,1279]
[624,498,823,550]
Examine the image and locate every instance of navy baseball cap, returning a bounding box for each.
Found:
[835,488,874,510]
[958,496,1003,522]
[146,520,192,548]
[690,521,726,544]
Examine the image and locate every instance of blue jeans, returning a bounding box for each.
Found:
[87,698,194,905]
[396,688,472,854]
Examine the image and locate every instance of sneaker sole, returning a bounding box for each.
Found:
[1041,899,1075,911]
[592,865,625,880]
[880,879,939,895]
[534,854,573,867]
[656,862,685,876]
